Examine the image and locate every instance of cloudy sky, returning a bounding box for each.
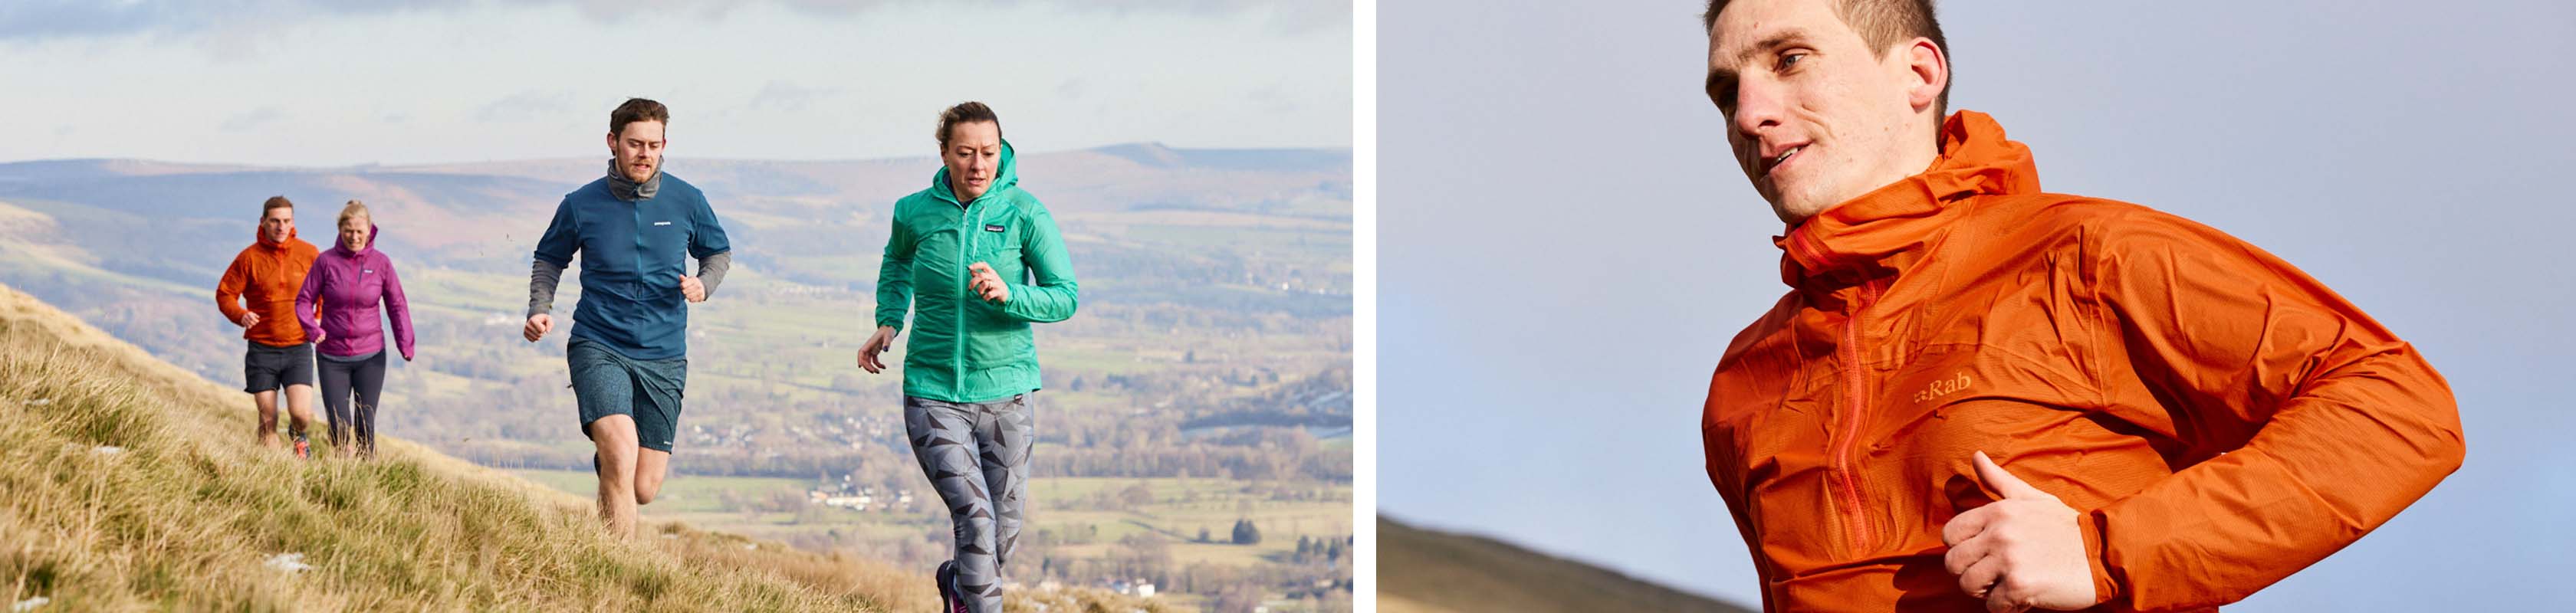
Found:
[0,0,1351,166]
[1382,1,2573,611]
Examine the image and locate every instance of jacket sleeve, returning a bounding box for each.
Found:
[688,193,731,260]
[294,260,326,343]
[2078,210,2465,610]
[381,257,416,361]
[216,254,251,323]
[874,206,916,333]
[533,198,580,268]
[997,205,1078,323]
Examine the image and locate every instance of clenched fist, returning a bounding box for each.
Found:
[524,313,554,343]
[968,262,1009,303]
[1941,451,2097,612]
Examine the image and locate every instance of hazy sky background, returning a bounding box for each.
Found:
[0,0,1351,166]
[1382,1,2573,610]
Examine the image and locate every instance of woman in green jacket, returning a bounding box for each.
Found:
[857,102,1076,613]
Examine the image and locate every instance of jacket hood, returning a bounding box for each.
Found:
[332,223,380,257]
[929,139,1020,205]
[1776,110,2039,287]
[255,223,301,250]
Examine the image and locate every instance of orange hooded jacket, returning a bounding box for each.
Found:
[1700,111,2464,612]
[215,225,320,347]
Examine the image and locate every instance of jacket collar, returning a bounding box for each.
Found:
[1775,110,2041,288]
[255,224,299,251]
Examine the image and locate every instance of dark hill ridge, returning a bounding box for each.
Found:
[1379,516,1755,612]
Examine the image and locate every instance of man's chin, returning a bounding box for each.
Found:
[1770,195,1838,225]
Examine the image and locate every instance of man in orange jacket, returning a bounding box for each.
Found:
[216,195,323,457]
[1697,2,2464,611]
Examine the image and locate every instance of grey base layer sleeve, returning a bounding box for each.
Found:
[527,251,731,318]
[529,259,566,316]
[694,251,731,296]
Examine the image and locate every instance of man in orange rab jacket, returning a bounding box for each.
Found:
[216,195,323,457]
[1697,2,2464,612]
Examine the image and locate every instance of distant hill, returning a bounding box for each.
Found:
[1379,516,1755,613]
[0,280,1165,611]
[0,143,1352,287]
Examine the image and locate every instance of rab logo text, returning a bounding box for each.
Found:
[1912,372,1973,404]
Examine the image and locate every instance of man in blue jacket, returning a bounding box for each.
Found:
[524,97,732,537]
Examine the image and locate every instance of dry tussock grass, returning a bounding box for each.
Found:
[0,284,1158,612]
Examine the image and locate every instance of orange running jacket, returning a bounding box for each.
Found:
[1701,111,2464,612]
[215,225,320,347]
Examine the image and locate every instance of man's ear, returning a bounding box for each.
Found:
[1903,37,1948,113]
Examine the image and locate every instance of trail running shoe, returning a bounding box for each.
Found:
[292,433,310,459]
[936,561,965,613]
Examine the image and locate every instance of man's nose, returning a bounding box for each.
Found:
[1732,80,1788,141]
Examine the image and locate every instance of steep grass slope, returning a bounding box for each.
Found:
[0,282,1158,611]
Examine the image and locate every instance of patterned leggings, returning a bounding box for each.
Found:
[904,393,1034,613]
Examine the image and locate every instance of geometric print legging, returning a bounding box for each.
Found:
[904,392,1033,613]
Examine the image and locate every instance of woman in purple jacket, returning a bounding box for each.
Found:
[295,200,415,458]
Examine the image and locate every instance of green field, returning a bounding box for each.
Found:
[508,471,1351,571]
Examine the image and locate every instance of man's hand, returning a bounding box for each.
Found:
[236,311,261,329]
[1942,451,2097,613]
[968,262,1009,303]
[312,329,327,344]
[524,313,554,343]
[856,326,897,374]
[679,274,707,303]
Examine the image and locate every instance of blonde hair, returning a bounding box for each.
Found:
[337,200,370,229]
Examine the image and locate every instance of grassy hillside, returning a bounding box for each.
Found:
[0,281,1165,611]
[1378,516,1753,613]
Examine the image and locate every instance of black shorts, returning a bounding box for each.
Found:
[242,341,315,393]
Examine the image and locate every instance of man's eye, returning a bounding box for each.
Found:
[1778,53,1806,70]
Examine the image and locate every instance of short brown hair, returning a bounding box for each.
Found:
[610,97,669,137]
[1704,0,1950,114]
[935,102,1001,148]
[261,195,294,215]
[337,200,371,228]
